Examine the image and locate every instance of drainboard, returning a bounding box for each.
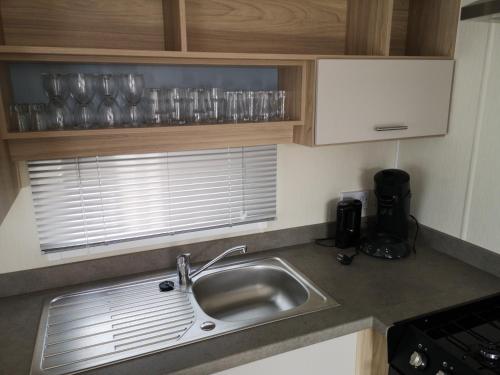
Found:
[31,257,339,375]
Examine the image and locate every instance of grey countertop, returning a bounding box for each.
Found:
[1,242,500,375]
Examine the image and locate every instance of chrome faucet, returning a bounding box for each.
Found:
[176,245,247,285]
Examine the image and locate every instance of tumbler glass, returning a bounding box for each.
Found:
[144,88,162,125]
[11,104,31,132]
[206,88,226,123]
[188,88,208,123]
[29,103,48,131]
[256,91,272,122]
[225,91,245,123]
[272,90,286,120]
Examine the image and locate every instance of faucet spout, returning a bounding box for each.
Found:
[177,245,247,285]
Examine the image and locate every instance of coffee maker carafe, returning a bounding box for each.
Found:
[360,169,411,259]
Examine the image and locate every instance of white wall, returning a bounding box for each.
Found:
[0,142,396,273]
[399,20,500,254]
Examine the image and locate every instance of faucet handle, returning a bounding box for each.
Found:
[176,253,191,285]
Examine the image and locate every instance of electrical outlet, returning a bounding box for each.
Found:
[340,190,369,217]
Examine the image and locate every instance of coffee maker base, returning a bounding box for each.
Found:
[359,234,410,259]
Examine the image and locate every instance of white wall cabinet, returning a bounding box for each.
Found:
[315,59,455,145]
[213,333,357,375]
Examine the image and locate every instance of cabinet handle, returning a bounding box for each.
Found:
[374,125,408,132]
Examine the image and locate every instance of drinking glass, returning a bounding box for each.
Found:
[29,103,48,131]
[42,73,69,102]
[47,98,74,130]
[271,90,286,121]
[225,91,245,123]
[256,91,272,122]
[97,74,122,128]
[243,91,258,122]
[69,73,97,129]
[144,88,162,125]
[120,74,145,126]
[206,88,226,123]
[98,74,119,98]
[11,104,31,132]
[188,88,208,123]
[169,88,190,125]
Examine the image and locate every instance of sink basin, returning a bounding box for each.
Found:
[31,257,338,375]
[193,265,309,322]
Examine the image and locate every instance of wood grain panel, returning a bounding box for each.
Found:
[278,65,303,123]
[390,0,409,56]
[8,123,295,160]
[355,329,389,375]
[0,0,166,50]
[0,7,19,224]
[164,0,188,51]
[346,0,394,56]
[406,0,460,57]
[185,0,347,54]
[293,61,316,146]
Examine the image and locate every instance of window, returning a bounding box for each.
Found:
[28,145,277,252]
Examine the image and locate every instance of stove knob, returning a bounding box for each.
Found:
[409,351,428,370]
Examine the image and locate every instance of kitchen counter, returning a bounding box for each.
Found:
[1,242,499,375]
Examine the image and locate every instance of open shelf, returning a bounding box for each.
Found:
[390,0,461,57]
[7,122,296,161]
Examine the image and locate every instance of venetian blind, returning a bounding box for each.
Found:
[28,145,277,252]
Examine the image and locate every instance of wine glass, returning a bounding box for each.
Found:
[97,74,122,128]
[69,73,97,129]
[120,74,145,127]
[47,99,74,130]
[42,73,69,102]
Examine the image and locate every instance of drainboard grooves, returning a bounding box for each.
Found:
[49,291,186,316]
[48,294,188,324]
[47,302,192,335]
[41,280,195,374]
[46,316,194,346]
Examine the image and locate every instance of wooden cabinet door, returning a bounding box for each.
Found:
[315,59,454,145]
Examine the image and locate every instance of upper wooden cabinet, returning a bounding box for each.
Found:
[0,0,460,57]
[0,0,461,162]
[314,59,455,145]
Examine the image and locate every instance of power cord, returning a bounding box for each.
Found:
[314,237,359,265]
[409,214,419,254]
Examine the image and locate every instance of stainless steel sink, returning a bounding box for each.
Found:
[31,257,338,375]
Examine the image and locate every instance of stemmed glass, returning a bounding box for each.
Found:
[69,73,97,129]
[42,73,73,130]
[97,74,122,128]
[120,74,145,127]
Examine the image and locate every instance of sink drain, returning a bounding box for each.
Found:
[200,321,216,331]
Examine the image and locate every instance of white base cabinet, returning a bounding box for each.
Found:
[213,333,357,375]
[315,59,455,145]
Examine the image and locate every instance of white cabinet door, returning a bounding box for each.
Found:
[315,59,454,145]
[213,333,357,375]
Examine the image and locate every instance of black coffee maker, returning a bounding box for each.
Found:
[360,169,411,259]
